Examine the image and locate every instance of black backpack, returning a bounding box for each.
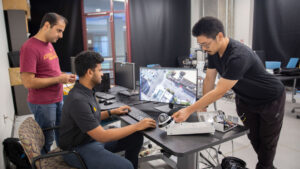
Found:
[3,138,31,169]
[221,156,248,169]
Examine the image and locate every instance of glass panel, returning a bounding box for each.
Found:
[114,13,127,62]
[84,0,111,13]
[113,0,125,11]
[86,16,113,69]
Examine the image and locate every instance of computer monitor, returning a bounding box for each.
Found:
[140,67,198,112]
[115,62,136,91]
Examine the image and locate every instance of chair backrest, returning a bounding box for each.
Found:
[265,61,281,69]
[286,57,299,68]
[18,117,45,165]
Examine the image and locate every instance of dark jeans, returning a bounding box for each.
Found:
[236,91,285,169]
[63,132,143,169]
[28,101,63,153]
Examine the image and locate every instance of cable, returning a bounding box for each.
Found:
[205,149,217,165]
[199,152,215,168]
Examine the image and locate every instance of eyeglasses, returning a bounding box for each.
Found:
[198,40,214,49]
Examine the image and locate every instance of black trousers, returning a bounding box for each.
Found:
[236,91,285,169]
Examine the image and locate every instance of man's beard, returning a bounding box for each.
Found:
[91,75,101,87]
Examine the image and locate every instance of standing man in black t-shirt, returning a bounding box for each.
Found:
[172,17,285,169]
[59,51,156,169]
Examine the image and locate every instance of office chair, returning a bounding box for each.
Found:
[266,57,299,70]
[286,57,299,68]
[285,57,300,118]
[265,61,281,69]
[291,107,300,119]
[18,117,87,169]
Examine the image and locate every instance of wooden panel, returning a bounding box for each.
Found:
[8,67,22,86]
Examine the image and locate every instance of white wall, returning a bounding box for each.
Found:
[191,0,201,50]
[0,0,16,168]
[233,0,254,47]
[191,0,254,48]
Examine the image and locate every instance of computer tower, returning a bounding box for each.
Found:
[94,73,110,92]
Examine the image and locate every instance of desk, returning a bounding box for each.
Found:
[107,90,249,169]
[99,86,249,168]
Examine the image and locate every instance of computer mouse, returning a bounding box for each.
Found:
[104,101,113,105]
[158,113,173,128]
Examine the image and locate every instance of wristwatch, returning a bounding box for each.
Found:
[107,110,112,117]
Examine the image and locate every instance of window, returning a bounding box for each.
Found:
[82,0,131,83]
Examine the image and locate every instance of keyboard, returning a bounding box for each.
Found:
[128,107,153,121]
[95,92,115,100]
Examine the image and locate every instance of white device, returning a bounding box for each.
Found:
[163,121,215,135]
[197,110,239,132]
[158,113,215,135]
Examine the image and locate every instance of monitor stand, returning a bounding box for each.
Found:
[154,103,175,113]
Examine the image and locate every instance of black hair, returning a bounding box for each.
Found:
[192,16,225,39]
[39,12,68,29]
[75,51,104,77]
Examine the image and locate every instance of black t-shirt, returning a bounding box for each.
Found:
[207,38,284,105]
[59,82,101,150]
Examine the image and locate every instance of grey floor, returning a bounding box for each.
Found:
[13,90,300,169]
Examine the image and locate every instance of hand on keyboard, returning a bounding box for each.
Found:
[135,118,156,131]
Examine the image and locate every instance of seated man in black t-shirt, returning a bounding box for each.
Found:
[172,17,285,169]
[59,51,156,169]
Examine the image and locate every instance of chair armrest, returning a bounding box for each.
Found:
[32,150,87,169]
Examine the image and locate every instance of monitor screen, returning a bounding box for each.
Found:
[115,62,136,90]
[140,67,198,106]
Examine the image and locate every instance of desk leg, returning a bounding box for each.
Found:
[177,152,198,169]
[292,78,297,103]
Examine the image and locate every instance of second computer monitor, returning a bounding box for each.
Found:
[140,67,197,106]
[115,62,136,90]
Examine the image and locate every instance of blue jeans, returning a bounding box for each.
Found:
[28,101,63,153]
[63,132,143,169]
